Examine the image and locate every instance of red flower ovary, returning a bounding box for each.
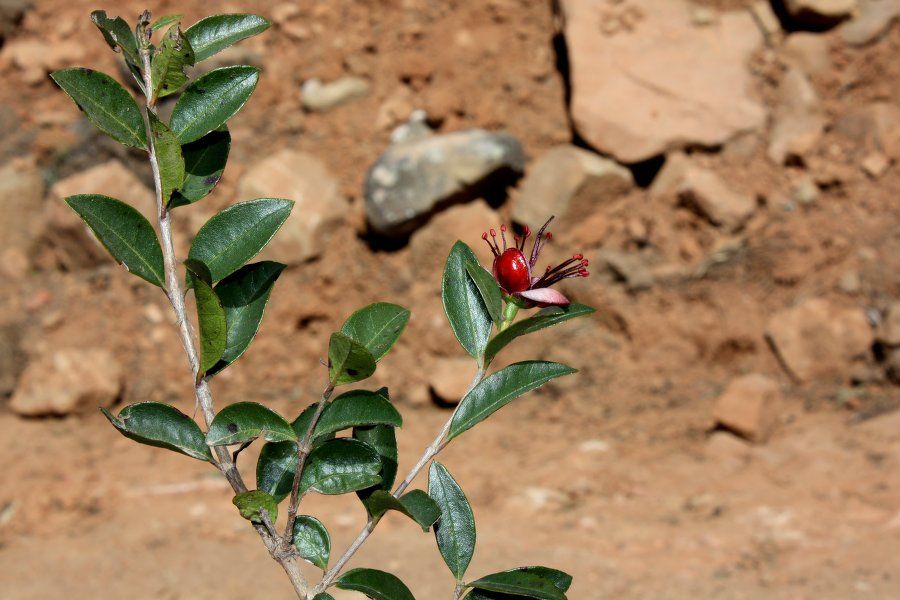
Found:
[493,248,531,293]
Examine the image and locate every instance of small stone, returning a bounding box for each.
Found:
[714,374,781,442]
[594,249,655,291]
[375,85,415,131]
[301,76,370,112]
[791,175,820,205]
[841,0,900,46]
[768,68,825,165]
[364,129,524,235]
[512,145,633,229]
[785,0,858,24]
[838,271,861,294]
[578,439,611,453]
[766,298,874,383]
[238,150,345,263]
[877,302,900,346]
[10,348,123,416]
[677,165,756,231]
[428,357,475,405]
[782,33,832,76]
[860,151,890,178]
[834,102,900,160]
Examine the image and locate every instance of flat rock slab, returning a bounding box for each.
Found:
[559,0,765,163]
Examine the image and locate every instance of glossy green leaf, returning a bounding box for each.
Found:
[150,24,195,100]
[484,304,595,366]
[193,276,226,374]
[207,402,296,446]
[448,362,577,441]
[207,261,285,376]
[465,568,572,599]
[101,402,212,461]
[328,332,377,386]
[148,112,185,205]
[315,390,402,438]
[340,303,410,362]
[188,198,293,283]
[169,127,230,208]
[300,438,382,495]
[312,594,334,600]
[170,66,260,144]
[64,194,164,287]
[336,568,415,600]
[354,423,398,498]
[51,68,146,149]
[151,14,183,31]
[465,262,503,326]
[429,461,475,580]
[255,440,297,502]
[443,242,492,361]
[232,490,277,524]
[90,11,139,65]
[364,489,441,531]
[185,14,270,62]
[468,570,568,600]
[292,515,330,571]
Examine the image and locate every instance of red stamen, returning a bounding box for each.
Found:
[581,259,589,266]
[573,253,583,260]
[500,224,508,250]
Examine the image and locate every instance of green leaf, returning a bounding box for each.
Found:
[207,402,297,446]
[300,438,382,496]
[255,440,297,502]
[147,112,185,205]
[64,194,164,287]
[484,304,595,366]
[363,489,441,531]
[170,66,260,144]
[468,570,568,600]
[101,402,212,461]
[315,390,402,438]
[90,11,139,65]
[185,14,271,62]
[340,303,410,362]
[328,332,377,386]
[151,14,183,31]
[169,127,230,208]
[354,423,398,497]
[204,261,285,376]
[465,262,503,326]
[51,68,147,149]
[336,568,415,600]
[150,24,195,100]
[188,198,293,283]
[465,568,572,599]
[312,595,334,600]
[429,461,476,580]
[443,242,493,361]
[232,490,277,524]
[193,276,227,374]
[448,361,576,441]
[292,515,330,571]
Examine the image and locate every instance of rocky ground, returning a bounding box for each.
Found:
[1,0,899,598]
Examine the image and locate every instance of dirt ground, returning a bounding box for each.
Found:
[1,0,899,598]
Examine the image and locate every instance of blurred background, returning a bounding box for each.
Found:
[1,0,899,597]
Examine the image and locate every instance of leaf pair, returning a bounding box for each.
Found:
[328,303,410,386]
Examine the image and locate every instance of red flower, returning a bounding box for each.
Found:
[482,216,588,307]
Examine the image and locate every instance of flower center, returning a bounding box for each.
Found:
[493,248,531,293]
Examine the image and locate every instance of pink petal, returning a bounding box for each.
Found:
[517,287,570,306]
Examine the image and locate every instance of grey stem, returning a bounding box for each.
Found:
[314,368,486,594]
[137,28,307,599]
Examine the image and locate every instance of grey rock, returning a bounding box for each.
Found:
[841,0,900,44]
[364,129,524,235]
[301,76,370,112]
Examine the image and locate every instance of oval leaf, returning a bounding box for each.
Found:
[207,402,296,446]
[443,242,492,361]
[193,276,226,374]
[336,568,415,600]
[170,127,230,208]
[354,423,398,498]
[469,570,568,600]
[292,515,330,571]
[185,14,270,62]
[232,490,277,524]
[300,438,382,496]
[188,198,293,282]
[51,68,146,148]
[148,112,185,205]
[170,66,260,144]
[465,261,503,326]
[314,390,402,438]
[101,402,212,461]
[448,361,577,441]
[364,489,441,531]
[484,304,595,366]
[64,194,164,287]
[150,24,195,99]
[207,261,285,376]
[429,461,476,580]
[256,440,297,502]
[328,332,377,386]
[340,303,410,362]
